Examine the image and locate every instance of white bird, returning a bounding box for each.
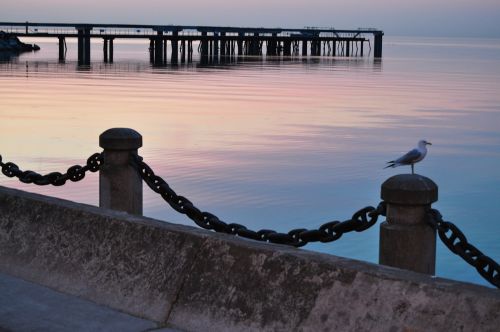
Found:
[385,140,432,174]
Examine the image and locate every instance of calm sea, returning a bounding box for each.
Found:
[1,36,499,287]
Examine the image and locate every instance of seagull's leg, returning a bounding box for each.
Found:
[411,164,414,174]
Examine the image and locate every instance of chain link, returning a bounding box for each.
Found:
[427,209,500,289]
[0,153,103,186]
[132,154,386,247]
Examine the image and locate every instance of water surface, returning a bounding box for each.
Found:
[1,36,499,287]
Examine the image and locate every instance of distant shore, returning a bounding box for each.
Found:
[0,31,40,53]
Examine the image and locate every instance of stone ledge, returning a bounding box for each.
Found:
[0,185,499,331]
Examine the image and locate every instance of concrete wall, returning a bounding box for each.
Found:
[1,185,499,331]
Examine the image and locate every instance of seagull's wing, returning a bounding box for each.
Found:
[394,148,422,165]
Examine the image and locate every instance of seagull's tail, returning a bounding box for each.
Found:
[384,161,396,169]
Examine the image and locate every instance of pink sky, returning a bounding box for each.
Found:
[2,0,500,37]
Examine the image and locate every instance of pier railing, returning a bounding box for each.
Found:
[1,128,498,288]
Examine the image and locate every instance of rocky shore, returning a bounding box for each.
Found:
[0,31,40,52]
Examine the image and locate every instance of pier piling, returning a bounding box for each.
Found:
[237,33,244,55]
[102,38,114,63]
[374,32,383,58]
[188,40,193,61]
[103,38,108,62]
[153,32,164,65]
[284,40,291,56]
[58,36,66,61]
[149,38,154,62]
[109,38,113,62]
[181,39,186,63]
[200,32,208,60]
[171,31,179,63]
[77,26,91,65]
[220,32,226,57]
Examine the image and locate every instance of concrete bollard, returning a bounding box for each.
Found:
[99,128,143,215]
[379,174,438,274]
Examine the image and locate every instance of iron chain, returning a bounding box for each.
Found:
[427,209,500,288]
[132,154,386,247]
[0,153,103,186]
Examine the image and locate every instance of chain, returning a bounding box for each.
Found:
[0,153,103,186]
[131,154,386,247]
[427,209,500,289]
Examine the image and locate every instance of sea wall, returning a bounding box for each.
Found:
[0,185,499,331]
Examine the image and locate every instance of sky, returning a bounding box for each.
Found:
[2,0,500,37]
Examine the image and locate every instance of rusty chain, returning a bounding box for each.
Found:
[427,209,500,288]
[0,153,103,186]
[131,154,386,247]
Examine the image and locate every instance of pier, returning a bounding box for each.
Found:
[0,22,383,65]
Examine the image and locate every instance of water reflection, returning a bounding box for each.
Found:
[1,56,382,75]
[0,51,20,62]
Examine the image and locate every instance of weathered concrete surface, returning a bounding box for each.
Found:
[1,185,500,331]
[0,272,159,332]
[0,186,202,322]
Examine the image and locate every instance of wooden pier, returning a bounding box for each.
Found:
[0,22,384,65]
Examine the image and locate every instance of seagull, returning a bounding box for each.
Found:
[385,140,432,174]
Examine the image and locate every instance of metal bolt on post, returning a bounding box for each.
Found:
[379,174,438,274]
[99,128,143,215]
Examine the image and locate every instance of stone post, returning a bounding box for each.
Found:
[99,128,143,215]
[379,174,438,274]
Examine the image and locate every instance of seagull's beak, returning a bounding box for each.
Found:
[426,141,432,145]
